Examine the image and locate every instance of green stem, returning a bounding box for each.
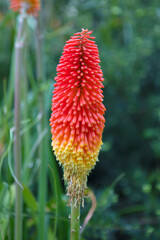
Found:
[35,17,47,240]
[70,201,80,240]
[22,39,30,185]
[14,12,26,240]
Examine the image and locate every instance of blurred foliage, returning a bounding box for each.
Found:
[1,0,160,239]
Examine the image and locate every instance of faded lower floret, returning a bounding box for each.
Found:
[65,172,87,207]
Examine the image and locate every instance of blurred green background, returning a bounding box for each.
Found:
[1,0,160,239]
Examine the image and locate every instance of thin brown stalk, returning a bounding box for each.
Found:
[80,190,97,234]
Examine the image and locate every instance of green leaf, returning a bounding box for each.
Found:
[27,16,37,30]
[23,185,38,213]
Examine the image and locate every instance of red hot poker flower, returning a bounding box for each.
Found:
[50,29,106,205]
[10,0,40,16]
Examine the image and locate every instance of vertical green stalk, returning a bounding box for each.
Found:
[14,12,26,240]
[70,201,80,240]
[22,46,30,185]
[35,17,47,240]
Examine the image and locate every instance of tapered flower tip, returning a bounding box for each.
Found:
[50,29,106,205]
[10,0,40,16]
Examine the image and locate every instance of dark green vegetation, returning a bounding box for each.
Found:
[1,0,160,239]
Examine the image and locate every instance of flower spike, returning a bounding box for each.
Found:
[50,29,106,206]
[10,0,40,16]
